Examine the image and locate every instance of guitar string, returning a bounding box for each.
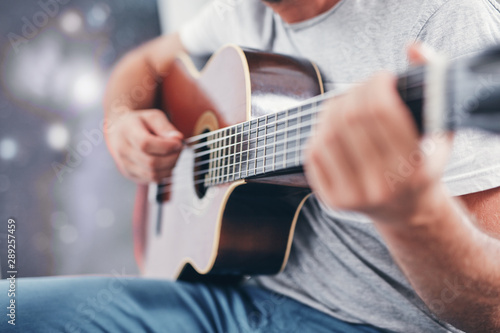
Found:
[189,85,425,160]
[156,141,313,196]
[184,72,427,147]
[161,74,428,189]
[188,84,425,152]
[184,89,341,144]
[190,81,425,166]
[183,66,426,145]
[153,84,427,188]
[154,71,429,191]
[154,86,427,187]
[189,103,321,151]
[157,118,319,186]
[191,112,319,158]
[156,115,429,194]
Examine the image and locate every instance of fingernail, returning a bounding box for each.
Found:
[164,131,183,139]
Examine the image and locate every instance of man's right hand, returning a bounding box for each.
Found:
[106,109,184,184]
[103,33,186,184]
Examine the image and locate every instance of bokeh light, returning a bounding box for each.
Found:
[47,123,70,151]
[59,224,79,244]
[0,138,18,160]
[60,10,83,34]
[0,0,161,277]
[72,71,104,106]
[88,3,110,28]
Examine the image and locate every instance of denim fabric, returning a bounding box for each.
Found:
[0,276,384,332]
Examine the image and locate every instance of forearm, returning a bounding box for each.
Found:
[375,184,500,332]
[103,33,184,123]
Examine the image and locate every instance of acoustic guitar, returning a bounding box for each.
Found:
[133,45,500,282]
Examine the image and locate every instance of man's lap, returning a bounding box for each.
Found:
[0,276,382,332]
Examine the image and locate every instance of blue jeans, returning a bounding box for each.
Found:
[0,276,383,332]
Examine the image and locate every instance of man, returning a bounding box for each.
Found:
[4,0,500,332]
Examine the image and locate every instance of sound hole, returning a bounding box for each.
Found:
[194,130,210,199]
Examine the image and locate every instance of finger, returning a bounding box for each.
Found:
[305,97,357,207]
[407,43,429,65]
[338,105,387,203]
[141,109,183,140]
[125,143,180,175]
[128,121,183,156]
[119,153,149,183]
[305,143,338,208]
[321,98,363,197]
[368,73,419,152]
[138,151,181,172]
[123,153,174,183]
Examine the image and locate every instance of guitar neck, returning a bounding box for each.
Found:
[199,102,318,186]
[193,46,500,186]
[194,69,428,186]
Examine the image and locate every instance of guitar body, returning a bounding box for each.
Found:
[134,45,323,281]
[132,44,500,281]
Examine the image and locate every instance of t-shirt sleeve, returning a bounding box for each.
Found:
[416,0,500,196]
[178,0,275,57]
[416,0,500,60]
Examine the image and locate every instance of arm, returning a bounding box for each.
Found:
[375,184,500,332]
[103,33,186,183]
[305,48,500,332]
[461,187,500,240]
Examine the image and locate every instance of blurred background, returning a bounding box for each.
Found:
[0,0,208,278]
[2,0,500,279]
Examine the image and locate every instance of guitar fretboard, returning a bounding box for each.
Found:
[198,102,319,186]
[187,64,428,188]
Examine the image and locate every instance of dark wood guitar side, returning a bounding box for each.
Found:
[134,45,323,281]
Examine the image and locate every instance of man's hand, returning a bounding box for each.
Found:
[103,33,186,184]
[305,46,500,331]
[305,46,451,223]
[105,109,183,184]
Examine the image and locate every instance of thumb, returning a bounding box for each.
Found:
[407,43,433,65]
[141,109,184,140]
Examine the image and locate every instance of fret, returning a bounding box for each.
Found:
[234,124,242,181]
[228,127,236,181]
[295,106,301,166]
[273,116,277,172]
[219,129,223,183]
[221,130,225,184]
[299,103,313,163]
[208,133,214,186]
[241,122,249,178]
[286,108,298,168]
[265,114,275,173]
[283,109,289,169]
[218,130,222,184]
[229,127,234,180]
[220,130,225,184]
[276,111,286,168]
[256,117,266,174]
[247,119,257,176]
[214,131,220,184]
[223,128,230,183]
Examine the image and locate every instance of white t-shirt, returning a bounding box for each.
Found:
[179,0,500,331]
